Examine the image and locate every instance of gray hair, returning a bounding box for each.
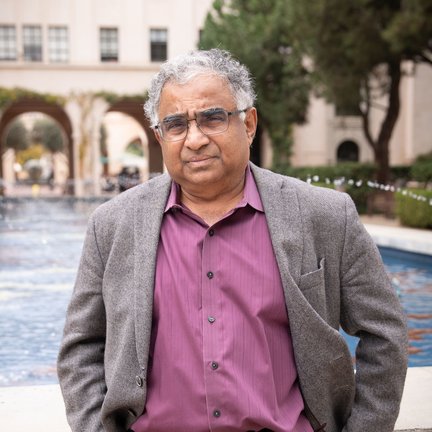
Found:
[144,49,256,127]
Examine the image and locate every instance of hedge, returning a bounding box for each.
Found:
[411,161,432,186]
[278,163,375,214]
[279,162,376,182]
[276,162,432,185]
[395,189,432,229]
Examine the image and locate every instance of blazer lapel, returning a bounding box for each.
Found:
[252,165,321,366]
[133,175,172,373]
[251,164,304,291]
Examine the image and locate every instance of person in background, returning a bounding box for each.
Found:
[118,166,141,192]
[57,48,408,432]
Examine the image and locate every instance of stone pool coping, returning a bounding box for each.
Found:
[0,366,430,431]
[361,217,432,256]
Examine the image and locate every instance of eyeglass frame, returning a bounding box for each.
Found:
[153,107,250,142]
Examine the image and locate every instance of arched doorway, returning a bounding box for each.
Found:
[107,100,163,176]
[337,140,359,163]
[100,110,149,192]
[0,98,73,194]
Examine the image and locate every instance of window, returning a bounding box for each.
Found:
[150,29,167,62]
[23,25,42,61]
[100,28,118,62]
[48,26,68,63]
[0,25,17,60]
[337,140,359,163]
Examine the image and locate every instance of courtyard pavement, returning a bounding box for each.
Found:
[0,367,430,431]
[361,215,432,256]
[0,216,430,431]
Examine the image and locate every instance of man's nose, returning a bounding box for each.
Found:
[184,119,209,149]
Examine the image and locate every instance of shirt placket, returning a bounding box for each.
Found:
[201,224,225,428]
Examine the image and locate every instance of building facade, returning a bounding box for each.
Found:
[0,0,213,194]
[294,63,432,168]
[1,0,431,195]
[0,0,211,94]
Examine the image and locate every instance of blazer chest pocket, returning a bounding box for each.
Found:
[298,258,326,317]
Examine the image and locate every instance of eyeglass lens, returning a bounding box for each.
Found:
[160,108,230,141]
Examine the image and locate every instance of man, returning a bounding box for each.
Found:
[58,49,407,432]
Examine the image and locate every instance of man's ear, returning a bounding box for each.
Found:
[154,128,163,146]
[244,107,258,143]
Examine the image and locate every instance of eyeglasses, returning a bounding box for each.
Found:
[154,107,249,142]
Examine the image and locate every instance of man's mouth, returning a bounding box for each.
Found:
[185,155,215,164]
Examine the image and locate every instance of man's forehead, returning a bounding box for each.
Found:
[160,74,231,99]
[158,75,235,116]
[164,72,227,88]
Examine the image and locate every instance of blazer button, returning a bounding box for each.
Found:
[135,375,143,387]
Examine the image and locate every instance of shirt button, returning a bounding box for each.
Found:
[211,361,219,370]
[135,376,143,387]
[213,409,221,418]
[209,229,215,236]
[207,271,214,279]
[208,316,216,323]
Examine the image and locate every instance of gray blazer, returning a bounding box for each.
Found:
[57,164,408,432]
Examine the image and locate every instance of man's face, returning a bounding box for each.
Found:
[155,74,257,196]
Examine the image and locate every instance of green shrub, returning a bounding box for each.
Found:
[345,183,371,214]
[411,161,432,185]
[396,189,432,229]
[279,162,375,182]
[278,162,414,185]
[390,165,411,183]
[278,163,373,214]
[276,163,431,218]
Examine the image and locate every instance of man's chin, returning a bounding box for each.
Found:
[181,170,224,189]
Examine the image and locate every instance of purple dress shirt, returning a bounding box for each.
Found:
[131,166,313,432]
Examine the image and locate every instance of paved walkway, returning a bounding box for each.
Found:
[361,215,432,256]
[0,367,431,430]
[394,367,432,431]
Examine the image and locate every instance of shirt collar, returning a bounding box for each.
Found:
[164,163,264,213]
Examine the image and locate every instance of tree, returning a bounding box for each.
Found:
[5,119,29,152]
[291,0,432,183]
[200,0,310,168]
[32,118,64,153]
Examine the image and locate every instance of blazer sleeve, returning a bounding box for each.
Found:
[57,212,106,432]
[339,194,408,432]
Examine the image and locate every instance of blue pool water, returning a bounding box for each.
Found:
[0,198,101,386]
[343,247,432,367]
[0,198,431,386]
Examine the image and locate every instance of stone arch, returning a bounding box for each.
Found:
[0,98,73,181]
[337,139,359,163]
[107,100,163,175]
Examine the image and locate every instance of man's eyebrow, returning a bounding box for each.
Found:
[201,107,224,113]
[161,113,187,122]
[161,107,224,122]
